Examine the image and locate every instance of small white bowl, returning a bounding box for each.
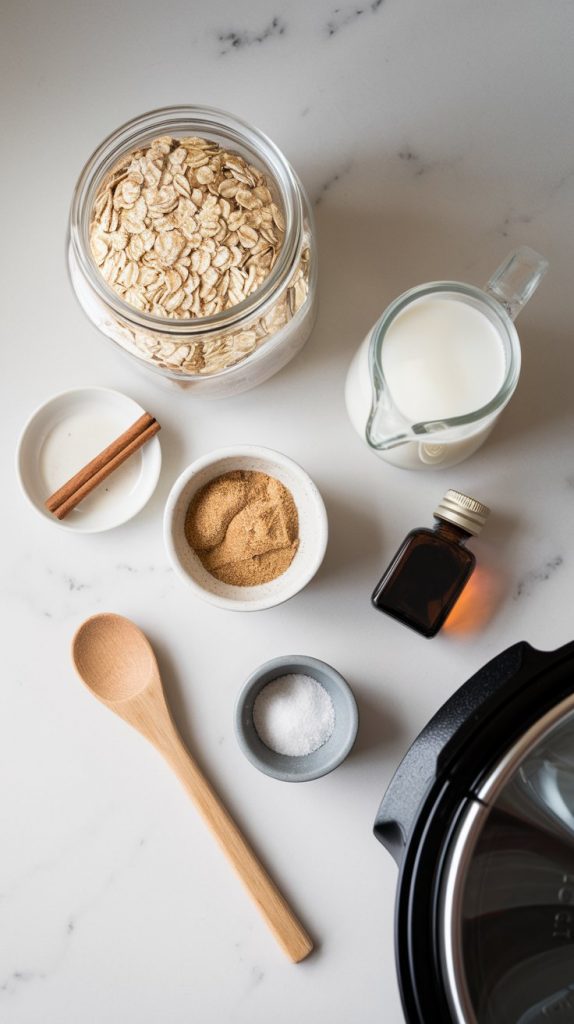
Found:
[16,387,162,533]
[163,445,328,611]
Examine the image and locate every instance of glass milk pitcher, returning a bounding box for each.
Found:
[345,248,548,470]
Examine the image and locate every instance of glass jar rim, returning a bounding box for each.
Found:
[369,281,522,431]
[69,105,304,336]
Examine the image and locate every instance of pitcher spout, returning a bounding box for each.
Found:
[366,367,450,451]
[366,375,414,451]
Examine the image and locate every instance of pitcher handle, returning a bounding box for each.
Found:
[485,246,548,321]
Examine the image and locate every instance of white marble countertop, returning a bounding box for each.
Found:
[3,2,574,1021]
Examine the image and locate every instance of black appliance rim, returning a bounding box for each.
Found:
[386,641,574,1023]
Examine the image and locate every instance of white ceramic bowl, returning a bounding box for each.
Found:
[16,387,162,533]
[163,446,328,611]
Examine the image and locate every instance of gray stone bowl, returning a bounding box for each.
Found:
[234,656,359,782]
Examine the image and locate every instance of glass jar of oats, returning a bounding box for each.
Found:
[68,106,317,397]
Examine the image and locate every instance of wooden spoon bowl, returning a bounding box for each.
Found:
[73,613,156,701]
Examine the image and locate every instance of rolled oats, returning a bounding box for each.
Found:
[88,134,311,376]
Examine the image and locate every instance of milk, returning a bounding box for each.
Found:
[346,248,546,470]
[345,292,511,470]
[381,295,506,422]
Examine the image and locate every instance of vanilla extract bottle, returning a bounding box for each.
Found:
[371,490,490,638]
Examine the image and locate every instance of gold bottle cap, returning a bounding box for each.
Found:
[434,489,490,536]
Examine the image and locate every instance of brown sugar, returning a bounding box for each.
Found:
[185,470,299,586]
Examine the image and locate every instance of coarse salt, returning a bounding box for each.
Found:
[253,673,335,757]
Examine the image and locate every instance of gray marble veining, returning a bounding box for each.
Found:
[515,555,564,600]
[326,0,385,38]
[217,16,286,55]
[314,160,353,204]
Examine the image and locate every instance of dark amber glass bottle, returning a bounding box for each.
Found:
[371,490,490,638]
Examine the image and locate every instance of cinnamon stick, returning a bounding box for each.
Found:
[45,412,160,520]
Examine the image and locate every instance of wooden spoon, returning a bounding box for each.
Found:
[72,613,313,963]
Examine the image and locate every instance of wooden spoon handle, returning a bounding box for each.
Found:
[163,735,313,963]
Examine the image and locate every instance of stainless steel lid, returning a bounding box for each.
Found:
[439,694,574,1024]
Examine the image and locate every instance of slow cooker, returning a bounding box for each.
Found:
[375,640,574,1023]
